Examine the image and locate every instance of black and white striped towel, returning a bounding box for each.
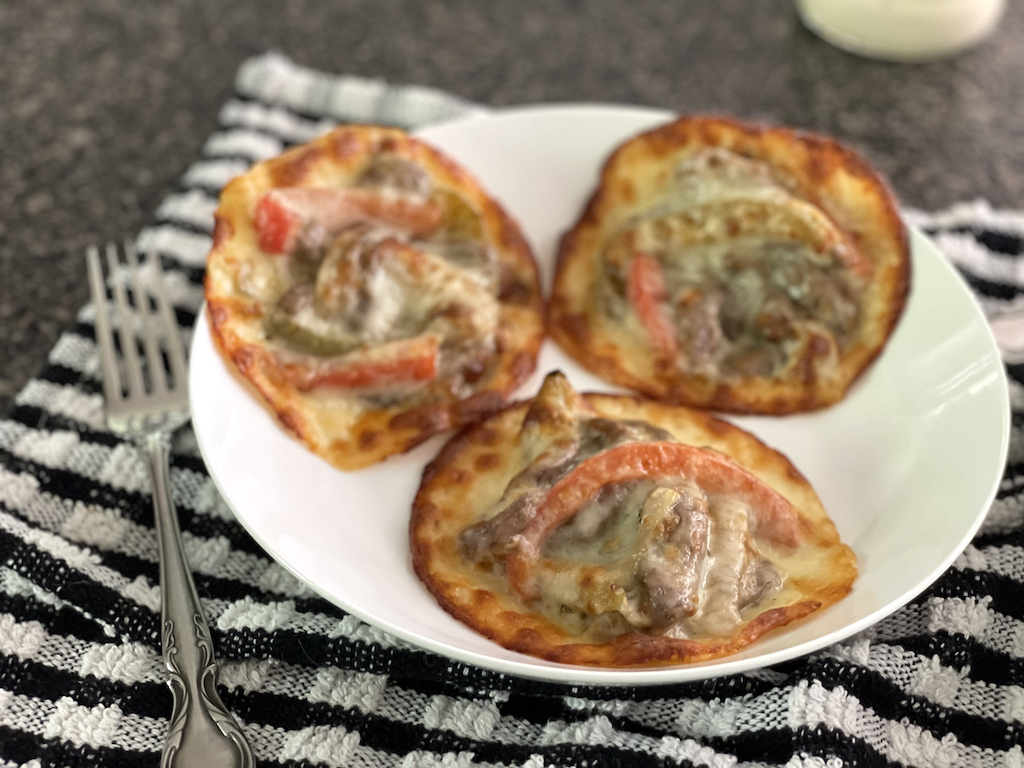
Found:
[1,51,1023,768]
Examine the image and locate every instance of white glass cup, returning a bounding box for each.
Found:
[796,0,1006,62]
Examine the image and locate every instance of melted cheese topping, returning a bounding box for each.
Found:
[603,148,863,380]
[458,382,789,644]
[245,154,503,399]
[526,477,782,642]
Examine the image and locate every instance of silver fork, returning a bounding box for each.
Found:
[87,242,255,768]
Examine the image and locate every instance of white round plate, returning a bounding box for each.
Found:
[191,104,1010,685]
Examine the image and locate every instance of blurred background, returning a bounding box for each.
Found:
[2,0,1023,414]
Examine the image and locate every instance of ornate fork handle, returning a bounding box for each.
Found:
[146,433,255,768]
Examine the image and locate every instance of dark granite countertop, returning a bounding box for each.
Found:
[2,0,1023,415]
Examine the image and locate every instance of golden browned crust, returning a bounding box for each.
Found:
[205,125,544,470]
[410,374,857,667]
[548,115,911,414]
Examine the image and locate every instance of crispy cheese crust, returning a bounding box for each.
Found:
[549,116,910,414]
[411,372,857,667]
[205,126,544,469]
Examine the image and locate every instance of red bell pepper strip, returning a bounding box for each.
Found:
[254,193,298,253]
[255,187,443,254]
[280,334,440,391]
[627,252,678,358]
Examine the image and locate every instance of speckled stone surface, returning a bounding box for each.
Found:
[2,0,1023,415]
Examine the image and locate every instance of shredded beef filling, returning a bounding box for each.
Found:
[458,413,783,640]
[606,240,859,378]
[260,152,501,396]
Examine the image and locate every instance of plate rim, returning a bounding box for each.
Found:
[190,103,1011,686]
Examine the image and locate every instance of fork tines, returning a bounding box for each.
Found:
[86,242,189,410]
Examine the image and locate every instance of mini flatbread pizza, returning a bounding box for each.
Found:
[205,125,544,470]
[411,371,857,667]
[549,116,910,414]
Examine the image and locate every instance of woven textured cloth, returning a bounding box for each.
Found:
[2,51,1023,768]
